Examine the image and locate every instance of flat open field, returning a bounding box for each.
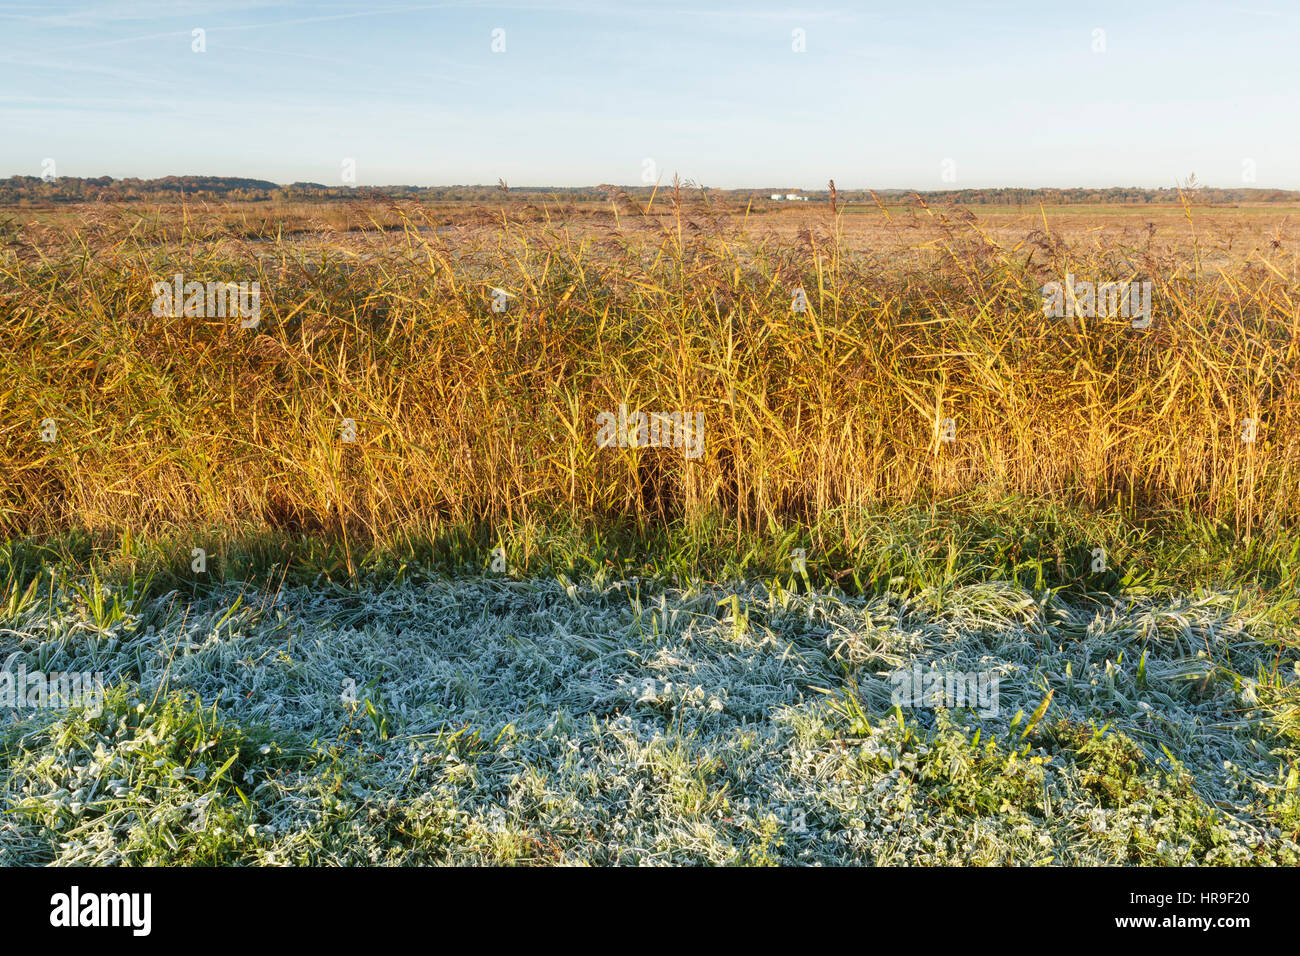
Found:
[1,198,1298,865]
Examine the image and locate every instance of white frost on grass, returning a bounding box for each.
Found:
[1,575,1297,864]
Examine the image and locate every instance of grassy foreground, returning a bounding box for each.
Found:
[1,504,1298,866]
[1,563,1297,865]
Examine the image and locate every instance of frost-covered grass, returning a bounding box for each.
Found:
[2,570,1298,865]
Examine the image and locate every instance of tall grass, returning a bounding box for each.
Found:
[2,196,1297,553]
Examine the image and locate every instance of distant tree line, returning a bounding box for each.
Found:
[1,175,1295,206]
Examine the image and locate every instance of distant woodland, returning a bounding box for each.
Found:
[2,174,1297,206]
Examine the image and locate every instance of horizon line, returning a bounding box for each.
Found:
[5,174,1296,194]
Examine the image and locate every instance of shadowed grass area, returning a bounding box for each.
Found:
[2,500,1297,623]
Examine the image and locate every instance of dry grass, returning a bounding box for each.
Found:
[2,196,1298,549]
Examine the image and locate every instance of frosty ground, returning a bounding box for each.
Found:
[2,572,1298,865]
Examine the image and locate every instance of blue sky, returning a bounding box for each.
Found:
[1,0,1296,189]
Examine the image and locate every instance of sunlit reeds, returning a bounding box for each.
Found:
[2,197,1296,547]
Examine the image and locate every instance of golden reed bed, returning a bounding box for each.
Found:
[2,197,1297,546]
